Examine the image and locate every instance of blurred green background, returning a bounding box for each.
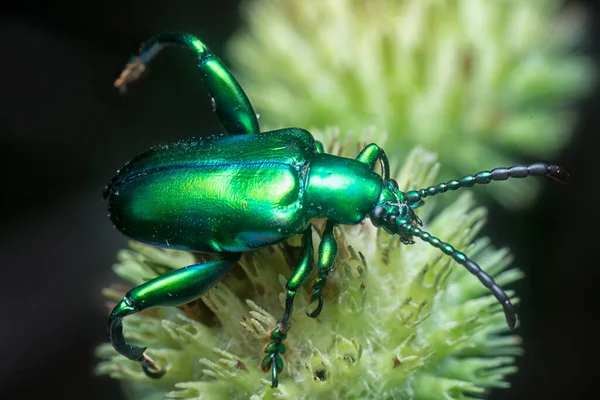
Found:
[0,1,597,399]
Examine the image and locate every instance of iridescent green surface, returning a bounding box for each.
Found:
[106,31,569,388]
[107,255,239,378]
[115,32,259,135]
[105,128,318,252]
[306,153,382,224]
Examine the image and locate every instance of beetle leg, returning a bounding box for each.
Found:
[307,219,338,318]
[108,253,241,379]
[315,140,325,154]
[114,32,260,135]
[261,227,314,388]
[356,143,390,181]
[356,144,427,209]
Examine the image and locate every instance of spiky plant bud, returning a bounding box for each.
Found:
[96,128,522,399]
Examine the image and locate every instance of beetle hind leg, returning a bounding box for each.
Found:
[114,32,260,135]
[108,253,241,378]
[108,296,165,378]
[261,227,314,387]
[108,302,166,378]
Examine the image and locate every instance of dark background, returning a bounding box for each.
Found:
[1,1,597,399]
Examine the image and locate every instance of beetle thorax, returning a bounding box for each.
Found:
[304,153,383,225]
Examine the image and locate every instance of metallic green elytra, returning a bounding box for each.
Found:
[106,129,318,253]
[105,32,569,388]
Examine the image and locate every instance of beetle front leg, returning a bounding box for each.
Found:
[307,219,338,318]
[108,253,241,378]
[315,140,325,154]
[356,143,390,181]
[261,227,314,388]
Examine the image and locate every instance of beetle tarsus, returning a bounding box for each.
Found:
[114,57,146,91]
[306,294,324,318]
[271,357,279,388]
[261,327,286,388]
[140,353,166,379]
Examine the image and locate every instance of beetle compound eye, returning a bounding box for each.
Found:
[370,205,386,227]
[386,214,397,224]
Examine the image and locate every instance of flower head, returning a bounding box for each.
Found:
[96,128,522,399]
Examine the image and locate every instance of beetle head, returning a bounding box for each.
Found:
[370,179,422,244]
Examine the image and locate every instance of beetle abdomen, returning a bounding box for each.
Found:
[105,129,317,252]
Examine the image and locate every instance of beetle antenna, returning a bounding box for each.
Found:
[404,163,568,205]
[396,221,519,330]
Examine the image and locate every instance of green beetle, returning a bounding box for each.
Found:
[104,32,568,388]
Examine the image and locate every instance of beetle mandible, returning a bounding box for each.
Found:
[104,32,568,388]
